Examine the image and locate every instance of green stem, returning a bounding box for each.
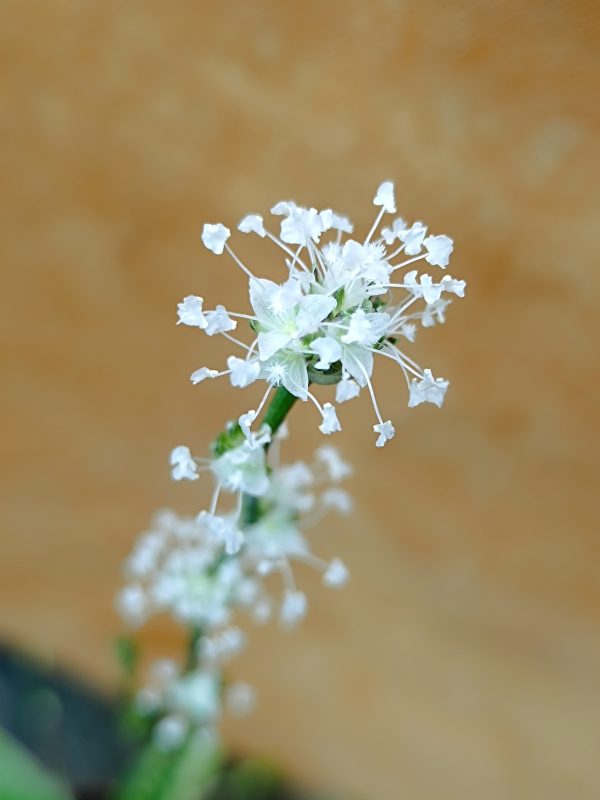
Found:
[185,626,202,672]
[262,386,298,440]
[241,386,298,526]
[117,388,300,800]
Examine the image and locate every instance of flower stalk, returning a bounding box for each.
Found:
[115,180,464,798]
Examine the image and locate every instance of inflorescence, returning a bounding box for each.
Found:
[117,180,464,751]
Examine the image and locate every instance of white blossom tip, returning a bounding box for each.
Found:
[177,296,207,329]
[201,223,231,255]
[238,214,266,238]
[170,446,199,481]
[373,180,396,214]
[280,590,307,628]
[190,367,219,385]
[408,370,449,409]
[373,420,395,447]
[319,403,342,435]
[323,558,350,588]
[424,234,454,268]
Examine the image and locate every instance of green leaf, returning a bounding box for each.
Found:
[116,731,222,800]
[225,758,284,799]
[0,728,73,800]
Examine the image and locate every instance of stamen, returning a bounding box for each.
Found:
[219,311,256,320]
[278,558,297,593]
[386,241,406,260]
[222,332,252,352]
[265,232,310,272]
[356,361,384,425]
[389,253,426,272]
[374,348,413,389]
[209,483,222,515]
[364,206,386,245]
[374,345,423,387]
[306,390,324,415]
[255,385,273,420]
[245,338,259,360]
[388,295,419,324]
[384,342,424,374]
[294,551,328,571]
[224,243,255,278]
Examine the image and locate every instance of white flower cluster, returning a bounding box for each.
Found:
[118,443,352,632]
[118,181,463,755]
[117,440,352,748]
[134,657,254,751]
[178,181,465,447]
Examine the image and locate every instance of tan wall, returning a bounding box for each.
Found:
[1,2,598,798]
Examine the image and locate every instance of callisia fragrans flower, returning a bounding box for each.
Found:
[117,179,464,762]
[117,441,353,738]
[179,180,465,446]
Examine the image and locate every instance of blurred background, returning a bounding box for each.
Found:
[1,1,598,798]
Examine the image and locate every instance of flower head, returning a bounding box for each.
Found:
[181,181,464,445]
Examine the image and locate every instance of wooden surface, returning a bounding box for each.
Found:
[1,2,599,798]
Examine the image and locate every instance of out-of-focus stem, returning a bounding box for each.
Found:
[262,385,298,440]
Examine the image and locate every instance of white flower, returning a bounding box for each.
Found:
[421,298,451,328]
[227,356,260,388]
[310,337,342,370]
[399,323,416,342]
[277,205,326,246]
[170,446,199,481]
[404,271,465,305]
[381,218,408,245]
[373,420,395,448]
[154,714,188,751]
[440,276,466,297]
[244,513,307,562]
[321,488,353,514]
[319,403,341,435]
[204,306,237,336]
[238,214,266,237]
[116,585,148,627]
[177,180,465,445]
[211,441,270,496]
[323,558,349,587]
[167,671,221,724]
[252,598,273,624]
[399,222,427,255]
[373,180,396,214]
[330,212,353,233]
[341,308,390,347]
[177,295,207,328]
[408,369,449,408]
[238,410,256,441]
[202,223,231,255]
[190,367,219,385]
[338,240,391,288]
[280,590,307,628]
[250,278,336,362]
[262,351,310,401]
[200,511,245,555]
[316,446,352,481]
[424,234,453,267]
[225,682,256,718]
[199,627,246,665]
[335,373,360,403]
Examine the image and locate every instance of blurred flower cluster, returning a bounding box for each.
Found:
[117,437,352,749]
